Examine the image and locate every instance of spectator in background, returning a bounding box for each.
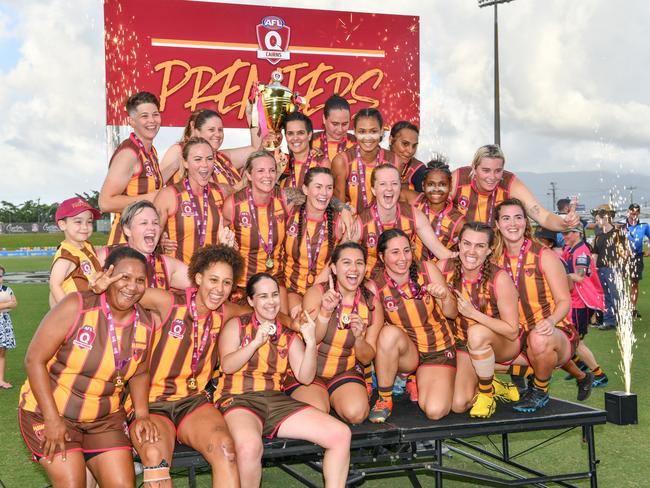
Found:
[0,265,17,389]
[624,203,650,318]
[592,207,631,330]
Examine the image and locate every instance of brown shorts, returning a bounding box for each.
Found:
[19,408,131,462]
[216,391,311,438]
[145,394,211,434]
[418,346,457,368]
[284,365,366,395]
[496,329,529,366]
[455,340,469,354]
[559,324,580,360]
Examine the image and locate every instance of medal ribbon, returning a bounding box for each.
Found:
[183,178,210,247]
[189,291,213,379]
[383,271,424,301]
[102,294,138,378]
[461,266,484,310]
[370,201,401,237]
[334,287,361,329]
[214,152,237,187]
[146,254,157,288]
[247,188,275,259]
[320,132,348,157]
[130,132,161,189]
[290,151,313,188]
[503,238,529,286]
[355,145,383,209]
[304,210,327,278]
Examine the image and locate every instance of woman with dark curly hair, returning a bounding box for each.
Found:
[438,222,520,419]
[96,245,249,487]
[369,229,458,423]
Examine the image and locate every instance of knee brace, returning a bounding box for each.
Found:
[467,345,495,379]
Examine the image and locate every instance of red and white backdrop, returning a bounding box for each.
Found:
[104,0,420,129]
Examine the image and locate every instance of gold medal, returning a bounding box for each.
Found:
[265,258,274,269]
[307,274,315,285]
[187,376,198,391]
[341,314,351,325]
[267,323,277,336]
[114,374,124,390]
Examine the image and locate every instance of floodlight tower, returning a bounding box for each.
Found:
[478,0,516,147]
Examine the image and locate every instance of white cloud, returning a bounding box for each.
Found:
[0,0,648,203]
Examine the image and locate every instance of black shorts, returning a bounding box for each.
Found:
[571,308,591,339]
[217,391,311,438]
[143,394,211,434]
[19,408,130,463]
[631,254,644,281]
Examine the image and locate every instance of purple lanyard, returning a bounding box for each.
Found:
[189,291,213,378]
[183,178,210,247]
[334,287,361,329]
[504,239,528,286]
[383,271,424,301]
[290,151,313,187]
[461,267,484,310]
[214,152,237,186]
[304,211,327,275]
[320,132,347,156]
[102,295,138,375]
[247,188,275,257]
[146,254,157,288]
[355,145,382,209]
[370,202,400,236]
[130,132,161,189]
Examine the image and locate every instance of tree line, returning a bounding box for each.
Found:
[0,191,103,223]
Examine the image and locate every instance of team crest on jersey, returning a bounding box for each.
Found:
[525,267,535,277]
[367,232,377,247]
[383,295,398,312]
[457,196,469,209]
[32,423,45,441]
[242,334,252,347]
[239,211,252,228]
[278,347,288,358]
[168,319,186,339]
[157,275,166,287]
[80,260,92,275]
[132,348,144,361]
[349,172,359,186]
[287,223,298,237]
[73,325,96,350]
[181,201,194,217]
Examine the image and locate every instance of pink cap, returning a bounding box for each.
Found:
[55,197,101,221]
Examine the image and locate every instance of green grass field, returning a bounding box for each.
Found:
[0,257,647,487]
[0,232,108,250]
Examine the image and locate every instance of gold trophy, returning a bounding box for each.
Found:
[250,70,306,151]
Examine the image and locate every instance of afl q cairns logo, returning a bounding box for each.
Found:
[256,16,291,65]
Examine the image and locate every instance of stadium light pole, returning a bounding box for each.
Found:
[478,0,516,147]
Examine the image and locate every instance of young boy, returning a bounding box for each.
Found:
[49,197,102,307]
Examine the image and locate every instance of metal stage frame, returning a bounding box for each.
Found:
[163,396,606,488]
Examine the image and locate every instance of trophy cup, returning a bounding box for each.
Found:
[250,70,306,151]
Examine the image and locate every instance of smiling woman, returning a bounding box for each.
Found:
[17,247,158,487]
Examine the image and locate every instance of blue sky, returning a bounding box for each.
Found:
[0,0,649,205]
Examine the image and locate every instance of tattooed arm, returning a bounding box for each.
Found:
[510,179,577,231]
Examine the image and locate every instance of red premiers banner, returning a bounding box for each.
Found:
[104,0,420,129]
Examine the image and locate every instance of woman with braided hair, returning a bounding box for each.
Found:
[413,159,465,260]
[438,222,520,419]
[285,242,383,424]
[282,167,350,317]
[369,229,458,423]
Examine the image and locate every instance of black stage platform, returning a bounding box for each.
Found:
[163,396,606,488]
